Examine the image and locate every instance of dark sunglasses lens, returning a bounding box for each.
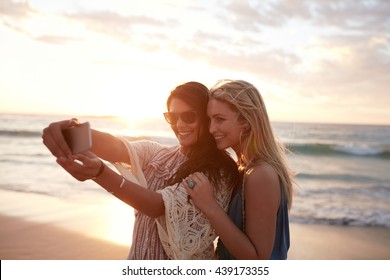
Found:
[164,113,176,124]
[181,112,197,124]
[164,111,197,124]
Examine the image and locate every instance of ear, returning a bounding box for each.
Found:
[241,125,251,137]
[242,121,251,132]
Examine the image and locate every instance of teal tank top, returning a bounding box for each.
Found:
[217,182,290,260]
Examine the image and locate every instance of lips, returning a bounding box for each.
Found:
[213,135,225,141]
[177,131,193,138]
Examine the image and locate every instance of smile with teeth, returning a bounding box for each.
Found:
[178,131,193,137]
[213,135,225,140]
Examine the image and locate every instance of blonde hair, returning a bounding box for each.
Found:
[209,80,294,209]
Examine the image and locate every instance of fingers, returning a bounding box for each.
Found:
[42,119,79,159]
[188,172,208,184]
[56,158,89,181]
[56,157,86,181]
[182,177,193,191]
[73,152,102,176]
[73,152,97,166]
[69,118,80,126]
[42,120,69,158]
[52,120,77,158]
[183,172,208,191]
[56,153,100,181]
[183,172,216,211]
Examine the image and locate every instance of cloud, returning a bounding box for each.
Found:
[186,1,390,101]
[220,0,316,32]
[2,20,28,35]
[64,11,173,41]
[35,35,80,45]
[0,0,36,37]
[300,32,390,90]
[0,0,35,19]
[313,0,390,31]
[221,0,315,31]
[1,0,177,44]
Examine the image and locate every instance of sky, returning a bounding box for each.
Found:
[0,0,389,125]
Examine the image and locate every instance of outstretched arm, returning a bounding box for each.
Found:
[42,119,129,163]
[56,151,165,218]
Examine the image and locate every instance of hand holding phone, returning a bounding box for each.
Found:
[62,122,92,154]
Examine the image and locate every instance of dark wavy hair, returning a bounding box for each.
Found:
[166,81,238,190]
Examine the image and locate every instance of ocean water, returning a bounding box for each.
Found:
[1,113,389,228]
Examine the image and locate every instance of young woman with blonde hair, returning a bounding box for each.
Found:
[184,80,294,259]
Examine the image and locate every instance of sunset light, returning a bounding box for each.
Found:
[1,0,389,267]
[1,0,389,124]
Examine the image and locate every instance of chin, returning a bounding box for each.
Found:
[216,143,229,150]
[179,138,196,147]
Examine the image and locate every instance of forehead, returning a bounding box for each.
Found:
[207,99,236,116]
[169,98,193,112]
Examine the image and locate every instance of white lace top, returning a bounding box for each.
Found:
[156,178,231,259]
[114,138,232,259]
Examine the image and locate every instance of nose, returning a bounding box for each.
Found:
[176,117,187,128]
[209,119,216,134]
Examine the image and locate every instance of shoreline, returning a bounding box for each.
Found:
[0,189,389,260]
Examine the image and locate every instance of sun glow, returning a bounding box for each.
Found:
[107,75,171,121]
[103,198,135,246]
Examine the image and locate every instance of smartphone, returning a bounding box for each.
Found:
[62,122,92,154]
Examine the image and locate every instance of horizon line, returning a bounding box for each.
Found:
[0,111,389,127]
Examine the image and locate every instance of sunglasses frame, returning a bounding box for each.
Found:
[163,110,198,125]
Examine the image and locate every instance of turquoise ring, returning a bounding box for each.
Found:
[188,180,196,189]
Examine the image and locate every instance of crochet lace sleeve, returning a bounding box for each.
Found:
[155,179,232,260]
[113,138,162,188]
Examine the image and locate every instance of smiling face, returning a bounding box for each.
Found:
[207,98,243,155]
[168,97,201,154]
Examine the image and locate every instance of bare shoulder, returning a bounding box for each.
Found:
[244,163,280,209]
[245,163,279,187]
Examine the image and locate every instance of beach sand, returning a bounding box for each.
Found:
[288,223,390,260]
[1,189,389,260]
[0,214,128,260]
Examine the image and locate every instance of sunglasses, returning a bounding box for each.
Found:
[163,111,198,125]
